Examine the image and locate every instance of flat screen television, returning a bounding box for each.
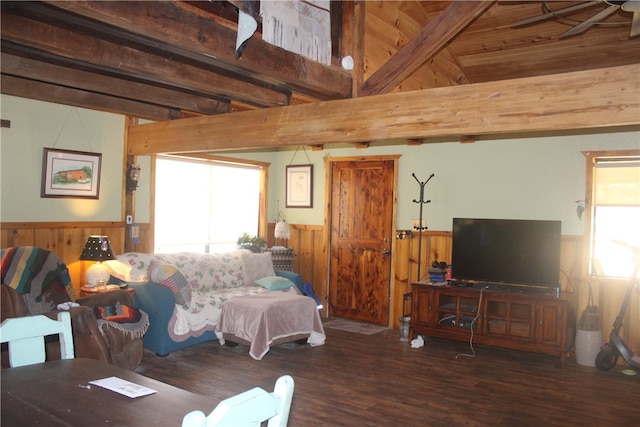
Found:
[451,218,561,290]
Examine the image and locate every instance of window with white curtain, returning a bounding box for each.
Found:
[154,156,262,254]
[586,151,640,278]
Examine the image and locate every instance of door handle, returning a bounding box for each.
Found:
[382,249,391,255]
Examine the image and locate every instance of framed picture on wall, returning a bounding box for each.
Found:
[41,148,102,199]
[286,164,313,208]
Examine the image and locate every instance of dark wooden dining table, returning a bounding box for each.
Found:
[1,358,214,426]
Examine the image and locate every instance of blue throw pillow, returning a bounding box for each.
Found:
[254,276,296,291]
[275,270,304,292]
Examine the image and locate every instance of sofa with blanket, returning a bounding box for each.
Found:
[110,250,323,357]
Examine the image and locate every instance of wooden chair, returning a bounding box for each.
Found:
[182,375,294,427]
[0,311,74,367]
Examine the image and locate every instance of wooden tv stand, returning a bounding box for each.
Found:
[410,282,571,369]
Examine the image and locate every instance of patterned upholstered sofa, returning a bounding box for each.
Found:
[110,250,322,357]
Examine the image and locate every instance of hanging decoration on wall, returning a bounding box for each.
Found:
[41,107,101,199]
[41,148,102,199]
[235,9,258,59]
[286,146,313,208]
[575,199,586,220]
[126,163,142,192]
[412,172,435,281]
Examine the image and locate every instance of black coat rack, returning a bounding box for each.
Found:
[412,173,434,281]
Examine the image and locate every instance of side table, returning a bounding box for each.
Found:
[80,285,135,303]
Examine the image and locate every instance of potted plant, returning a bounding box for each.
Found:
[237,233,267,253]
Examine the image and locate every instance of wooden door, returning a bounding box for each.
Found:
[328,159,395,325]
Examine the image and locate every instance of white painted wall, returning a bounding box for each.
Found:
[1,95,127,222]
[2,95,639,238]
[260,131,640,236]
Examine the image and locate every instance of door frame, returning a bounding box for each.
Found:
[323,155,400,327]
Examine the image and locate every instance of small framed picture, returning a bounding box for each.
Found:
[41,148,102,199]
[286,164,313,208]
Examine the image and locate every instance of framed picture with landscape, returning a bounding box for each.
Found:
[41,148,102,199]
[286,164,313,208]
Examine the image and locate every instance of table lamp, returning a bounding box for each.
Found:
[274,211,291,247]
[79,235,116,286]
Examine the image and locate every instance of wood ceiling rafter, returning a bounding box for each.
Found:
[359,0,495,96]
[1,8,289,109]
[1,0,638,148]
[34,0,351,101]
[1,53,229,119]
[2,74,182,121]
[127,64,640,155]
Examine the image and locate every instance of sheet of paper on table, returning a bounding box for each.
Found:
[89,376,157,398]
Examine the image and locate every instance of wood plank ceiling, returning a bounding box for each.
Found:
[1,1,639,131]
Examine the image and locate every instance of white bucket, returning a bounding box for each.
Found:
[575,329,603,367]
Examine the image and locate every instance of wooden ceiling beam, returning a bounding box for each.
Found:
[35,0,351,101]
[127,65,640,155]
[460,135,477,144]
[1,53,229,116]
[2,75,179,121]
[0,9,289,108]
[359,0,495,96]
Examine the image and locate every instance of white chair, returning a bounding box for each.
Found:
[0,311,74,367]
[182,375,294,427]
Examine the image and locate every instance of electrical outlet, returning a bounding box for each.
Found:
[412,219,426,230]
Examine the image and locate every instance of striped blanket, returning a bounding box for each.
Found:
[1,246,74,315]
[94,302,150,338]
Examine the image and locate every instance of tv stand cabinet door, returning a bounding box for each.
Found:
[483,294,536,342]
[537,299,568,349]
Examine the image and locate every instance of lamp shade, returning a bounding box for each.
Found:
[274,219,291,241]
[273,212,291,240]
[274,211,291,242]
[79,236,116,261]
[79,236,115,286]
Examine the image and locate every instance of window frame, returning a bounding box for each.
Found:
[151,153,270,253]
[583,149,640,279]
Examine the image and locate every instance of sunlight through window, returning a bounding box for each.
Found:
[588,154,640,279]
[155,157,261,254]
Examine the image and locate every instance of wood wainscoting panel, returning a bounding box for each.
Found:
[12,222,636,357]
[265,225,590,335]
[1,222,129,297]
[267,223,327,314]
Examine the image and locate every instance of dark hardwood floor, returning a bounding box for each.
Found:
[136,325,639,426]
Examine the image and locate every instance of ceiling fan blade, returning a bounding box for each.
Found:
[630,11,640,37]
[512,1,600,27]
[560,4,620,38]
[621,1,640,12]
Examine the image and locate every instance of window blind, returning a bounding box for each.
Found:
[593,159,640,206]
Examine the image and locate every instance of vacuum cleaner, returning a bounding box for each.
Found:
[595,241,640,372]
